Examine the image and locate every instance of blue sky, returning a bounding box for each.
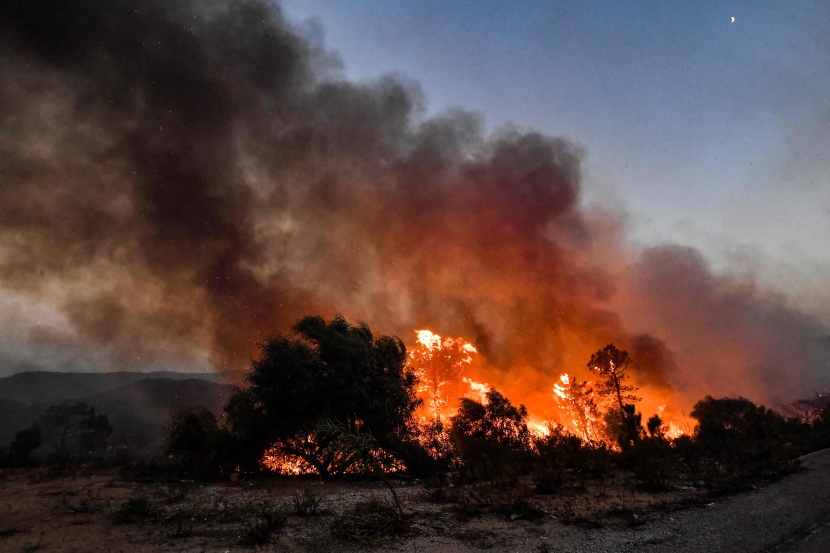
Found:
[282,0,830,321]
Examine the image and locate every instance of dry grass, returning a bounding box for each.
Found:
[0,465,715,552]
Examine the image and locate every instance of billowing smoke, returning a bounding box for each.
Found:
[0,0,826,410]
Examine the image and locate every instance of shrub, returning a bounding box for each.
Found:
[331,496,408,544]
[690,396,804,487]
[629,436,675,489]
[450,389,532,478]
[240,500,288,546]
[116,490,159,523]
[3,425,42,467]
[292,488,320,516]
[166,406,235,478]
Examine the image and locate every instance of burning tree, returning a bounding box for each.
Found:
[408,330,478,420]
[553,373,601,442]
[587,344,643,449]
[587,344,638,412]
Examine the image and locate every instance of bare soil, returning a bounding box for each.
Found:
[1,453,827,553]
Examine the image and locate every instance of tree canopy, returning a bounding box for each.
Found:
[450,388,531,469]
[587,344,638,412]
[227,315,420,473]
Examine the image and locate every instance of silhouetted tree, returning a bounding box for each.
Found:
[815,404,830,448]
[646,414,667,440]
[588,344,642,450]
[450,388,531,473]
[166,406,234,476]
[227,315,420,474]
[38,402,112,463]
[553,374,600,441]
[4,425,43,466]
[587,344,638,412]
[690,396,805,482]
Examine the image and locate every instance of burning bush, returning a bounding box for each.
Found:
[226,315,420,475]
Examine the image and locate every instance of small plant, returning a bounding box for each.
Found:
[553,500,600,527]
[292,488,320,516]
[61,488,104,514]
[162,484,191,504]
[116,490,159,523]
[240,500,287,545]
[423,473,464,503]
[331,496,408,544]
[497,485,546,521]
[532,463,564,494]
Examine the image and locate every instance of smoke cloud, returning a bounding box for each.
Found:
[0,0,826,411]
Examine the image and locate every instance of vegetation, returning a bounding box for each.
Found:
[6,314,830,542]
[157,326,830,501]
[224,315,420,475]
[1,426,43,467]
[1,402,112,467]
[165,406,234,477]
[450,389,532,480]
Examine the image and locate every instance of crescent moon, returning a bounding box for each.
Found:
[731,16,735,23]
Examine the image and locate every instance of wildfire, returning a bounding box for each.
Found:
[527,417,552,438]
[462,376,490,404]
[260,434,407,476]
[261,445,309,475]
[408,329,480,421]
[552,373,602,442]
[657,404,688,440]
[262,328,692,474]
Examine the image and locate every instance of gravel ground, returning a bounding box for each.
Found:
[384,448,830,553]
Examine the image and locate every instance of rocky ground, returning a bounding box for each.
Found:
[0,450,828,552]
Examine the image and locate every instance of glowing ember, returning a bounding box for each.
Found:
[261,444,311,475]
[260,437,406,476]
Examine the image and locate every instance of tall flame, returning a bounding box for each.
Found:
[408,329,481,421]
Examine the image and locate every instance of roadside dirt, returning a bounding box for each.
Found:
[0,451,827,552]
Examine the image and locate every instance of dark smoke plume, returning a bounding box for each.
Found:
[0,0,826,411]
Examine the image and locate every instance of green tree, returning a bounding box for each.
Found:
[227,315,420,475]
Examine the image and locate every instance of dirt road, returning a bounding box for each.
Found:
[391,449,830,553]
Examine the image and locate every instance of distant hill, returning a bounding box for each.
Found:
[58,378,233,451]
[0,370,226,405]
[0,372,233,452]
